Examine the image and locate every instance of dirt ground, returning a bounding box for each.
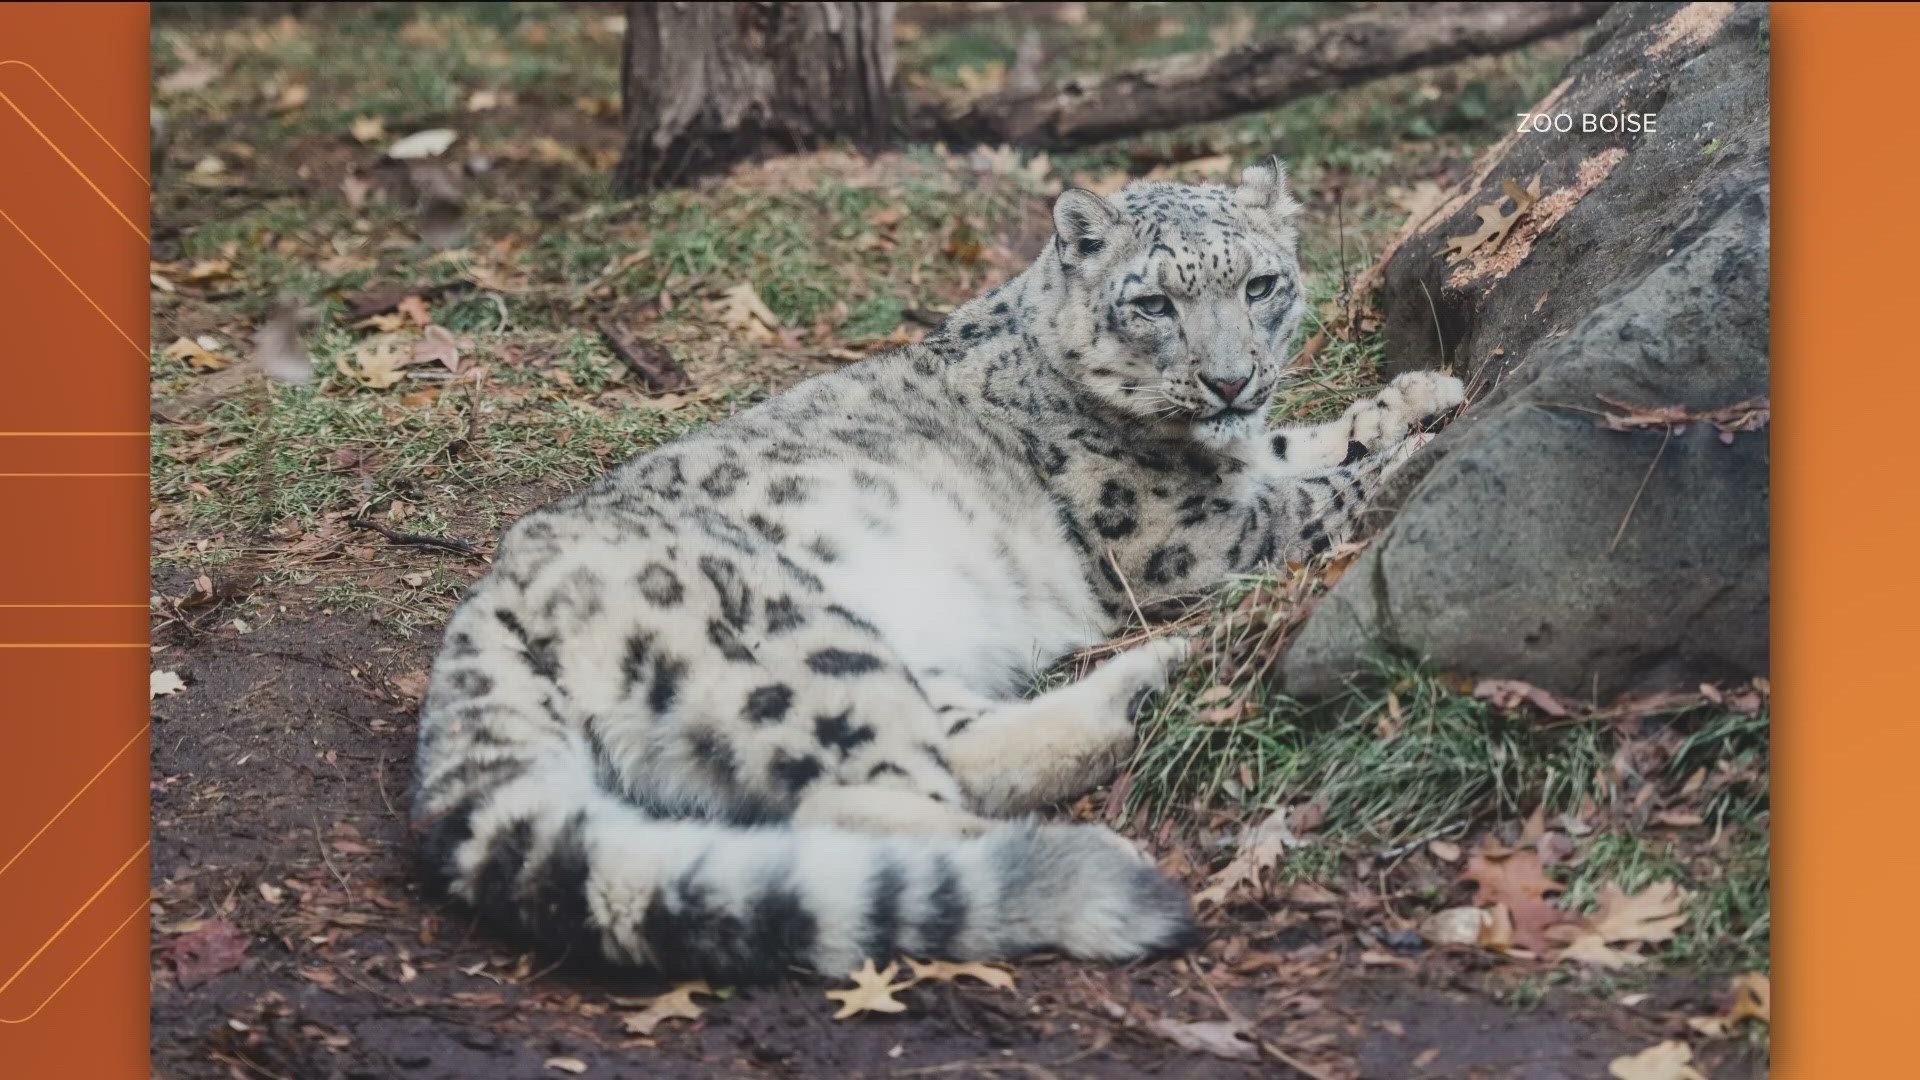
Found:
[148,584,1762,1080]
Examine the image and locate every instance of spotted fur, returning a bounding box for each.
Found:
[411,160,1461,981]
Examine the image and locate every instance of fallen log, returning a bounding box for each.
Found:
[906,2,1611,150]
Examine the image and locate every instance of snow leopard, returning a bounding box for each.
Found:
[411,160,1464,982]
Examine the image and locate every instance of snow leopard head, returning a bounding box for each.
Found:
[1050,159,1308,448]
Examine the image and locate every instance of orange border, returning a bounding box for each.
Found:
[0,2,1909,1075]
[0,4,150,1076]
[1772,4,1920,1076]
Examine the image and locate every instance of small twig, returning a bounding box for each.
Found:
[594,318,690,393]
[312,810,352,893]
[1260,1039,1341,1080]
[902,307,951,327]
[1608,425,1672,555]
[1418,279,1448,373]
[445,371,484,461]
[1376,820,1470,861]
[1104,547,1151,639]
[347,515,479,556]
[1335,185,1351,305]
[375,753,398,819]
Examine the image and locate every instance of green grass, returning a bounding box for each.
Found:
[1127,656,1608,837]
[151,377,713,541]
[1124,639,1771,970]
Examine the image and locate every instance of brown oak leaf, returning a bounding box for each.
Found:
[1459,846,1573,951]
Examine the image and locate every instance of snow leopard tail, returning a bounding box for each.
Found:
[412,748,1196,983]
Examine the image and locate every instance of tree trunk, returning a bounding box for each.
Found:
[614,2,896,194]
[907,1,1610,150]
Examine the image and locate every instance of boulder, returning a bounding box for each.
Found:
[1282,2,1770,699]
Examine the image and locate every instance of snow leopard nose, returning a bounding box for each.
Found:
[1201,374,1250,406]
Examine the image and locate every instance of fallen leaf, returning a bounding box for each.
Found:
[1418,906,1491,947]
[826,959,912,1020]
[1595,395,1769,436]
[1441,176,1542,265]
[1428,840,1462,863]
[1608,1040,1706,1080]
[1459,847,1572,951]
[1688,971,1769,1037]
[396,294,433,326]
[1194,807,1301,908]
[1195,700,1249,725]
[170,919,249,989]
[336,334,420,390]
[1559,932,1645,971]
[1146,1016,1259,1062]
[467,88,507,112]
[531,136,584,167]
[413,325,463,372]
[181,259,234,285]
[712,282,781,343]
[272,83,309,112]
[163,336,229,372]
[387,128,459,160]
[1413,1047,1442,1069]
[341,173,375,208]
[1473,678,1570,717]
[392,670,431,701]
[151,669,187,699]
[955,62,1007,96]
[1361,949,1419,971]
[158,59,222,96]
[543,1057,588,1075]
[903,958,1015,991]
[350,115,387,144]
[1728,971,1770,1022]
[1588,880,1689,945]
[617,981,714,1036]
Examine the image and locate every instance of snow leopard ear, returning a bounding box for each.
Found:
[1236,155,1303,224]
[1052,188,1123,266]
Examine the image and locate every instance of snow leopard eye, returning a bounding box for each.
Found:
[1245,275,1278,302]
[1131,294,1174,318]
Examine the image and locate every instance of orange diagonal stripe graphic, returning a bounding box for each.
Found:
[0,723,147,882]
[0,60,146,184]
[0,898,145,1025]
[0,841,147,1001]
[0,88,146,240]
[0,205,147,357]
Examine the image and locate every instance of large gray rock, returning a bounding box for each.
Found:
[1282,2,1770,699]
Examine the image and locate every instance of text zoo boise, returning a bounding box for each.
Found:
[1515,112,1658,133]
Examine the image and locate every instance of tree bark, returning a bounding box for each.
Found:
[906,2,1611,150]
[614,2,896,194]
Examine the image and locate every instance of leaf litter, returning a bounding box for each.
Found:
[826,956,1016,1019]
[614,981,716,1036]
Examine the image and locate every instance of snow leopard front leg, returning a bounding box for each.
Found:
[1108,381,1457,604]
[1265,370,1464,477]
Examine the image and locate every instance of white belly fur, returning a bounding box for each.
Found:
[807,479,1106,698]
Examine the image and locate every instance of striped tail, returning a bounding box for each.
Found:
[413,755,1196,982]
